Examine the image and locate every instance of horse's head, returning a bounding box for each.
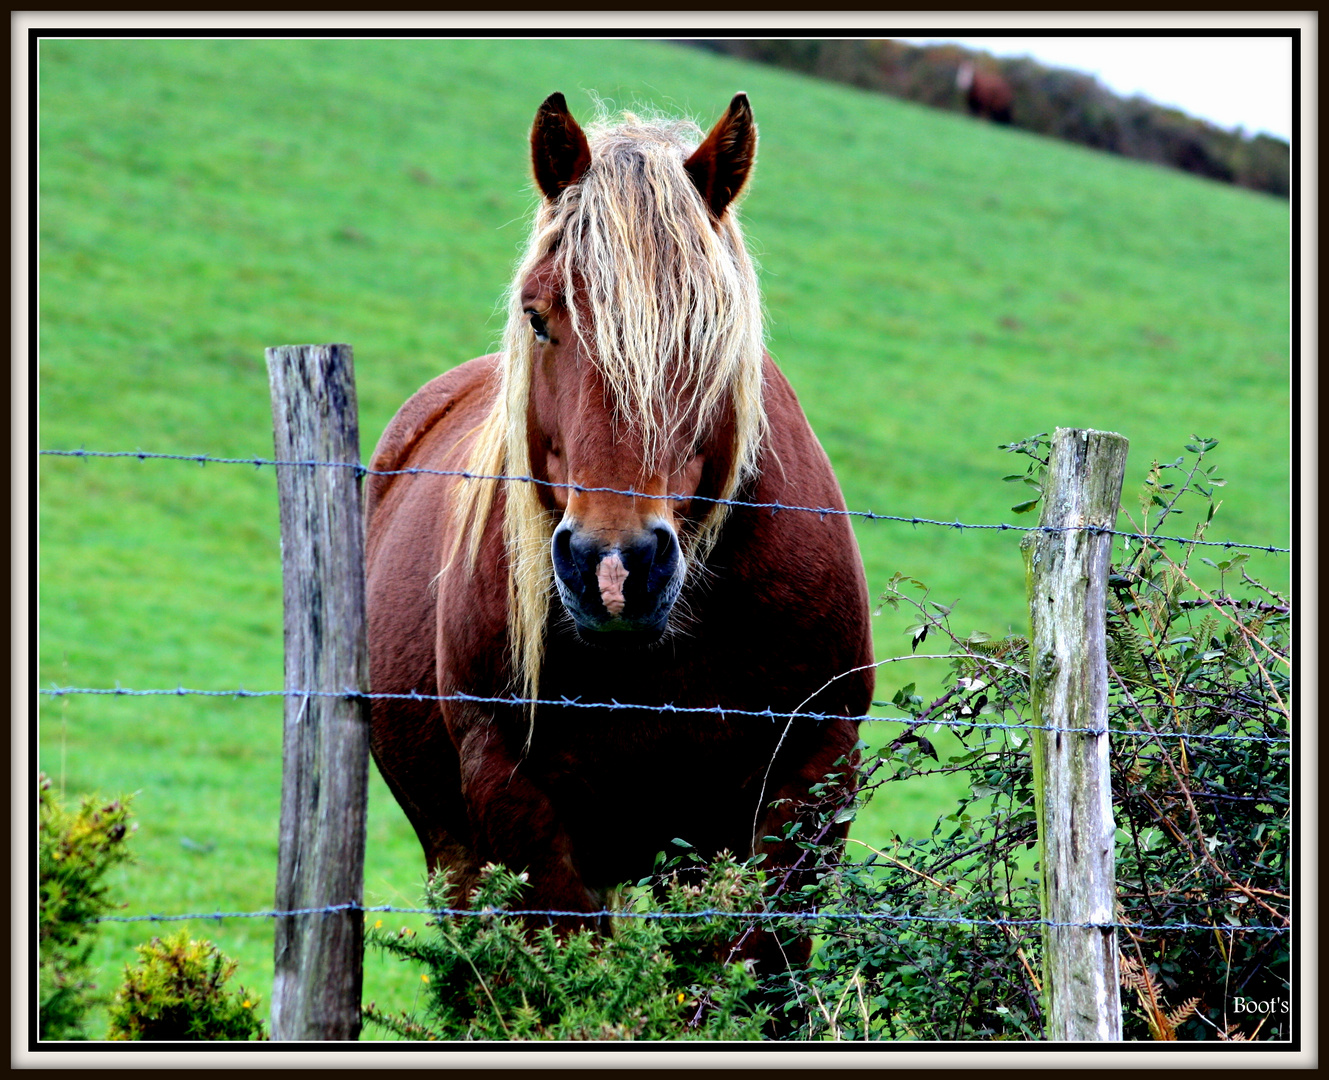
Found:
[519,93,762,645]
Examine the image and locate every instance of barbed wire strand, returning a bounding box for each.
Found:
[38,449,1290,553]
[36,686,1290,745]
[88,901,1288,935]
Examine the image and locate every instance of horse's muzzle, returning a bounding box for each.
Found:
[551,521,684,641]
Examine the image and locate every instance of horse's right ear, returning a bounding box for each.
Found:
[531,92,591,200]
[684,92,757,219]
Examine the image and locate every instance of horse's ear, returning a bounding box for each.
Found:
[684,92,757,219]
[531,92,591,200]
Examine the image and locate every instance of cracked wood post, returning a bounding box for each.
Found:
[267,344,370,1041]
[1022,427,1128,1041]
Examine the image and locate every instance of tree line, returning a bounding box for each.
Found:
[676,39,1290,198]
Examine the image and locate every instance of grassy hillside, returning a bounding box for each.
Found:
[36,38,1291,1037]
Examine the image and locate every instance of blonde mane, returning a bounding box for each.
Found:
[451,109,768,709]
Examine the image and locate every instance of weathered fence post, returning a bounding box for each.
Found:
[266,344,370,1041]
[1021,427,1128,1041]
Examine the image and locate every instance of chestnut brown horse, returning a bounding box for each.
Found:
[364,93,874,974]
[957,61,1014,125]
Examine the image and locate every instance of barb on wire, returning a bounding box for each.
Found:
[38,449,1290,553]
[86,900,1290,935]
[35,685,1290,745]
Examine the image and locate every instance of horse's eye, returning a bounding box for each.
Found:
[525,310,550,343]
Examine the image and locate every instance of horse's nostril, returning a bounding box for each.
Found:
[552,526,576,576]
[642,524,680,593]
[651,525,677,569]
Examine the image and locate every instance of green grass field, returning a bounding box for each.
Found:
[36,38,1291,1038]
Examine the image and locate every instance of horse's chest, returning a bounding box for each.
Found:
[531,711,772,795]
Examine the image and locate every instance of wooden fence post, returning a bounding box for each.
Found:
[1021,427,1128,1041]
[266,344,370,1041]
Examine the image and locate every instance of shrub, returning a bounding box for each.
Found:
[769,435,1288,1040]
[106,931,266,1041]
[363,856,771,1041]
[1103,437,1290,1040]
[38,774,136,1040]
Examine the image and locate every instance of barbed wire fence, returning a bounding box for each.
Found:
[38,448,1292,553]
[37,428,1293,1038]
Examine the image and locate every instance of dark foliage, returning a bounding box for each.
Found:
[363,858,772,1040]
[676,39,1290,197]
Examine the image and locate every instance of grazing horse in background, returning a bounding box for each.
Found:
[364,92,874,975]
[957,61,1014,124]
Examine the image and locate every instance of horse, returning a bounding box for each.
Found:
[364,92,875,977]
[957,61,1014,124]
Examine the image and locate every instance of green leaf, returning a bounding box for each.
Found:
[1010,498,1040,514]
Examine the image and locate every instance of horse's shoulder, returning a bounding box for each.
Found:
[366,355,500,521]
[370,355,500,471]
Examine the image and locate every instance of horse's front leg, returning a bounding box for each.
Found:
[454,720,605,935]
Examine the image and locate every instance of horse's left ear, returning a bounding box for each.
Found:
[684,93,757,219]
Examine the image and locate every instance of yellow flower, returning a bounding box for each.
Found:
[242,1000,252,1009]
[421,974,430,984]
[374,920,382,929]
[677,992,686,1005]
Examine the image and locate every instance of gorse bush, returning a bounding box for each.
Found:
[38,774,136,1040]
[363,857,772,1041]
[106,931,266,1041]
[38,774,266,1042]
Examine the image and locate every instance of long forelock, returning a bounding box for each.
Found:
[549,113,766,491]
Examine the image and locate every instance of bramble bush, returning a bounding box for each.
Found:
[369,436,1288,1042]
[763,435,1288,1041]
